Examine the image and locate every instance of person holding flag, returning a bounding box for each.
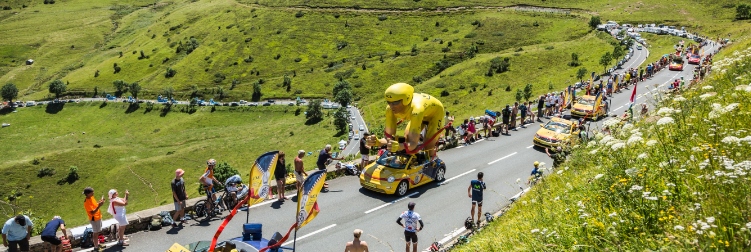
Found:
[625,74,639,120]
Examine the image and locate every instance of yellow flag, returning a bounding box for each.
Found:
[248,151,280,207]
[296,170,327,230]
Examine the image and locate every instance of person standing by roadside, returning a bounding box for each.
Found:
[294,150,308,192]
[274,151,289,202]
[443,111,456,141]
[344,229,369,252]
[546,147,567,169]
[360,133,372,171]
[467,117,477,142]
[82,187,105,250]
[519,102,528,127]
[510,102,518,130]
[317,145,344,189]
[527,101,535,123]
[468,172,486,227]
[2,215,32,252]
[171,169,188,228]
[40,216,68,252]
[501,105,511,135]
[396,202,423,252]
[537,95,544,121]
[107,189,129,246]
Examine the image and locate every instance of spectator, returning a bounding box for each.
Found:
[510,102,518,130]
[107,189,129,246]
[546,147,568,169]
[443,111,456,140]
[481,114,493,138]
[82,187,105,250]
[460,119,470,145]
[171,169,188,228]
[536,95,545,121]
[467,117,477,142]
[519,102,528,126]
[501,105,511,135]
[396,202,423,252]
[360,133,372,171]
[2,215,33,252]
[468,172,486,227]
[317,145,344,189]
[344,229,369,252]
[274,151,289,202]
[294,150,308,192]
[527,101,535,123]
[40,216,68,252]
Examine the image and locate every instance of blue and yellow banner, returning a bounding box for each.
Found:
[593,92,603,114]
[248,151,280,206]
[296,170,327,230]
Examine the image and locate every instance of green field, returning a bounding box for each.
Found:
[0,103,345,226]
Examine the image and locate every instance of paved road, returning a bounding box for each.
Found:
[95,42,713,252]
[339,106,369,158]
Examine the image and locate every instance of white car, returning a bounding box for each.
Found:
[354,134,360,140]
[359,125,364,131]
[637,44,643,50]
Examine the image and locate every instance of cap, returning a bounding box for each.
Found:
[408,202,416,209]
[108,189,117,199]
[175,169,185,177]
[82,187,94,195]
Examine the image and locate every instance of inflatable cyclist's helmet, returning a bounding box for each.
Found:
[385,83,414,106]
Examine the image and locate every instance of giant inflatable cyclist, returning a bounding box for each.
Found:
[367,83,445,159]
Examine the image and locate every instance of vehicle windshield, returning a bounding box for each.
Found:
[673,58,683,64]
[690,55,701,59]
[578,98,595,106]
[376,152,410,169]
[544,121,571,134]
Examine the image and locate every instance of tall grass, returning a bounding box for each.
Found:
[456,40,751,251]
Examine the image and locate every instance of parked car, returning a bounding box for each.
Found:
[267,99,275,103]
[230,102,239,107]
[249,103,258,107]
[288,102,294,106]
[262,102,271,106]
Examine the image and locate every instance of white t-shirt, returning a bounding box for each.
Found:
[399,211,421,232]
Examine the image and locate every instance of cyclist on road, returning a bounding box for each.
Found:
[200,159,221,214]
[468,172,486,227]
[368,83,445,159]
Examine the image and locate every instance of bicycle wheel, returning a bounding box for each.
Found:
[194,200,208,218]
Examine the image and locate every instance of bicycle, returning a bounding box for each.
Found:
[193,185,224,219]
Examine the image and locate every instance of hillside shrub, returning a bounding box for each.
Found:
[294,57,302,62]
[378,15,388,21]
[37,168,55,178]
[295,11,304,18]
[214,73,226,83]
[464,33,477,38]
[440,90,450,97]
[165,68,177,78]
[57,166,79,185]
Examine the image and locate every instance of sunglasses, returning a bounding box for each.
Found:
[387,100,402,106]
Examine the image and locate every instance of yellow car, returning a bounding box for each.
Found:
[533,117,580,149]
[360,152,446,196]
[570,95,607,119]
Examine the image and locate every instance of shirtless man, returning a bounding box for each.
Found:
[294,150,308,192]
[344,229,369,252]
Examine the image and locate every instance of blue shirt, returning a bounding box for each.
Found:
[316,150,332,167]
[41,219,65,237]
[2,216,33,241]
[470,180,486,200]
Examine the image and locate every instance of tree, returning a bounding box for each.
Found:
[737,4,751,20]
[252,80,262,101]
[334,88,353,108]
[305,99,324,124]
[165,67,177,78]
[112,80,128,95]
[283,74,292,92]
[48,80,66,98]
[612,45,624,60]
[217,86,226,100]
[515,89,523,102]
[599,52,612,71]
[589,16,601,30]
[576,67,588,80]
[129,82,141,99]
[1,83,18,103]
[332,80,352,98]
[523,83,534,101]
[333,107,348,132]
[161,86,175,99]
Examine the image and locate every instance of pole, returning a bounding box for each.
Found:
[246,202,250,224]
[292,228,298,252]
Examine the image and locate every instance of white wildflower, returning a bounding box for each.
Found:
[702,85,713,90]
[557,170,563,175]
[674,225,684,230]
[700,93,714,99]
[645,197,658,200]
[531,229,540,233]
[600,136,615,145]
[522,201,527,205]
[722,136,741,144]
[587,141,597,148]
[627,135,643,145]
[594,174,604,180]
[706,217,715,224]
[646,140,658,146]
[622,123,635,132]
[630,185,643,191]
[667,183,676,187]
[603,118,620,128]
[656,117,675,126]
[611,142,626,151]
[637,153,648,159]
[608,212,617,218]
[657,107,675,115]
[746,222,751,229]
[673,96,687,102]
[625,168,638,177]
[691,147,702,151]
[589,149,599,154]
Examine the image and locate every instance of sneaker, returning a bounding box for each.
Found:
[172,223,177,228]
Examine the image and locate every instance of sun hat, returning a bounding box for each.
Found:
[175,169,184,177]
[108,189,117,199]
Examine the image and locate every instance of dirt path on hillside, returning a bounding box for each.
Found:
[237,2,595,15]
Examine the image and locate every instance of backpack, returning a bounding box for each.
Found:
[464,217,475,230]
[80,227,94,248]
[159,210,174,226]
[148,215,163,230]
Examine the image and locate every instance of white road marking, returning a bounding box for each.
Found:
[439,169,477,185]
[488,152,517,165]
[455,145,465,149]
[475,139,485,143]
[364,192,420,214]
[439,227,467,246]
[282,224,337,246]
[249,199,276,209]
[526,145,534,149]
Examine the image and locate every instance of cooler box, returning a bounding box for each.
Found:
[243,223,262,241]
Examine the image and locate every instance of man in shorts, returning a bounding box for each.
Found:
[294,150,308,192]
[501,105,511,135]
[537,95,545,121]
[359,133,372,171]
[344,229,369,252]
[171,169,188,227]
[200,159,221,212]
[468,172,486,227]
[82,187,105,250]
[519,101,527,126]
[396,202,423,252]
[40,216,68,252]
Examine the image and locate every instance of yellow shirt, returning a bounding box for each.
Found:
[385,93,444,135]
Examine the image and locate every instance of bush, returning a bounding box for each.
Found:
[492,32,504,36]
[441,47,450,52]
[440,90,450,97]
[464,33,477,38]
[57,166,79,185]
[435,83,447,88]
[294,57,302,62]
[214,72,226,83]
[412,76,423,83]
[165,68,177,78]
[37,168,56,178]
[378,15,388,21]
[545,46,554,50]
[515,47,524,52]
[295,11,304,18]
[244,55,254,63]
[337,41,348,50]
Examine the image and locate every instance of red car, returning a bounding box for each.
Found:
[688,54,701,65]
[669,59,684,71]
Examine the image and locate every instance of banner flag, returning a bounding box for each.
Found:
[248,151,280,206]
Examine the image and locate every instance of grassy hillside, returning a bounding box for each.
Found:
[455,38,751,251]
[0,102,345,226]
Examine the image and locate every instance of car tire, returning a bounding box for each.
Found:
[435,166,446,182]
[396,180,409,197]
